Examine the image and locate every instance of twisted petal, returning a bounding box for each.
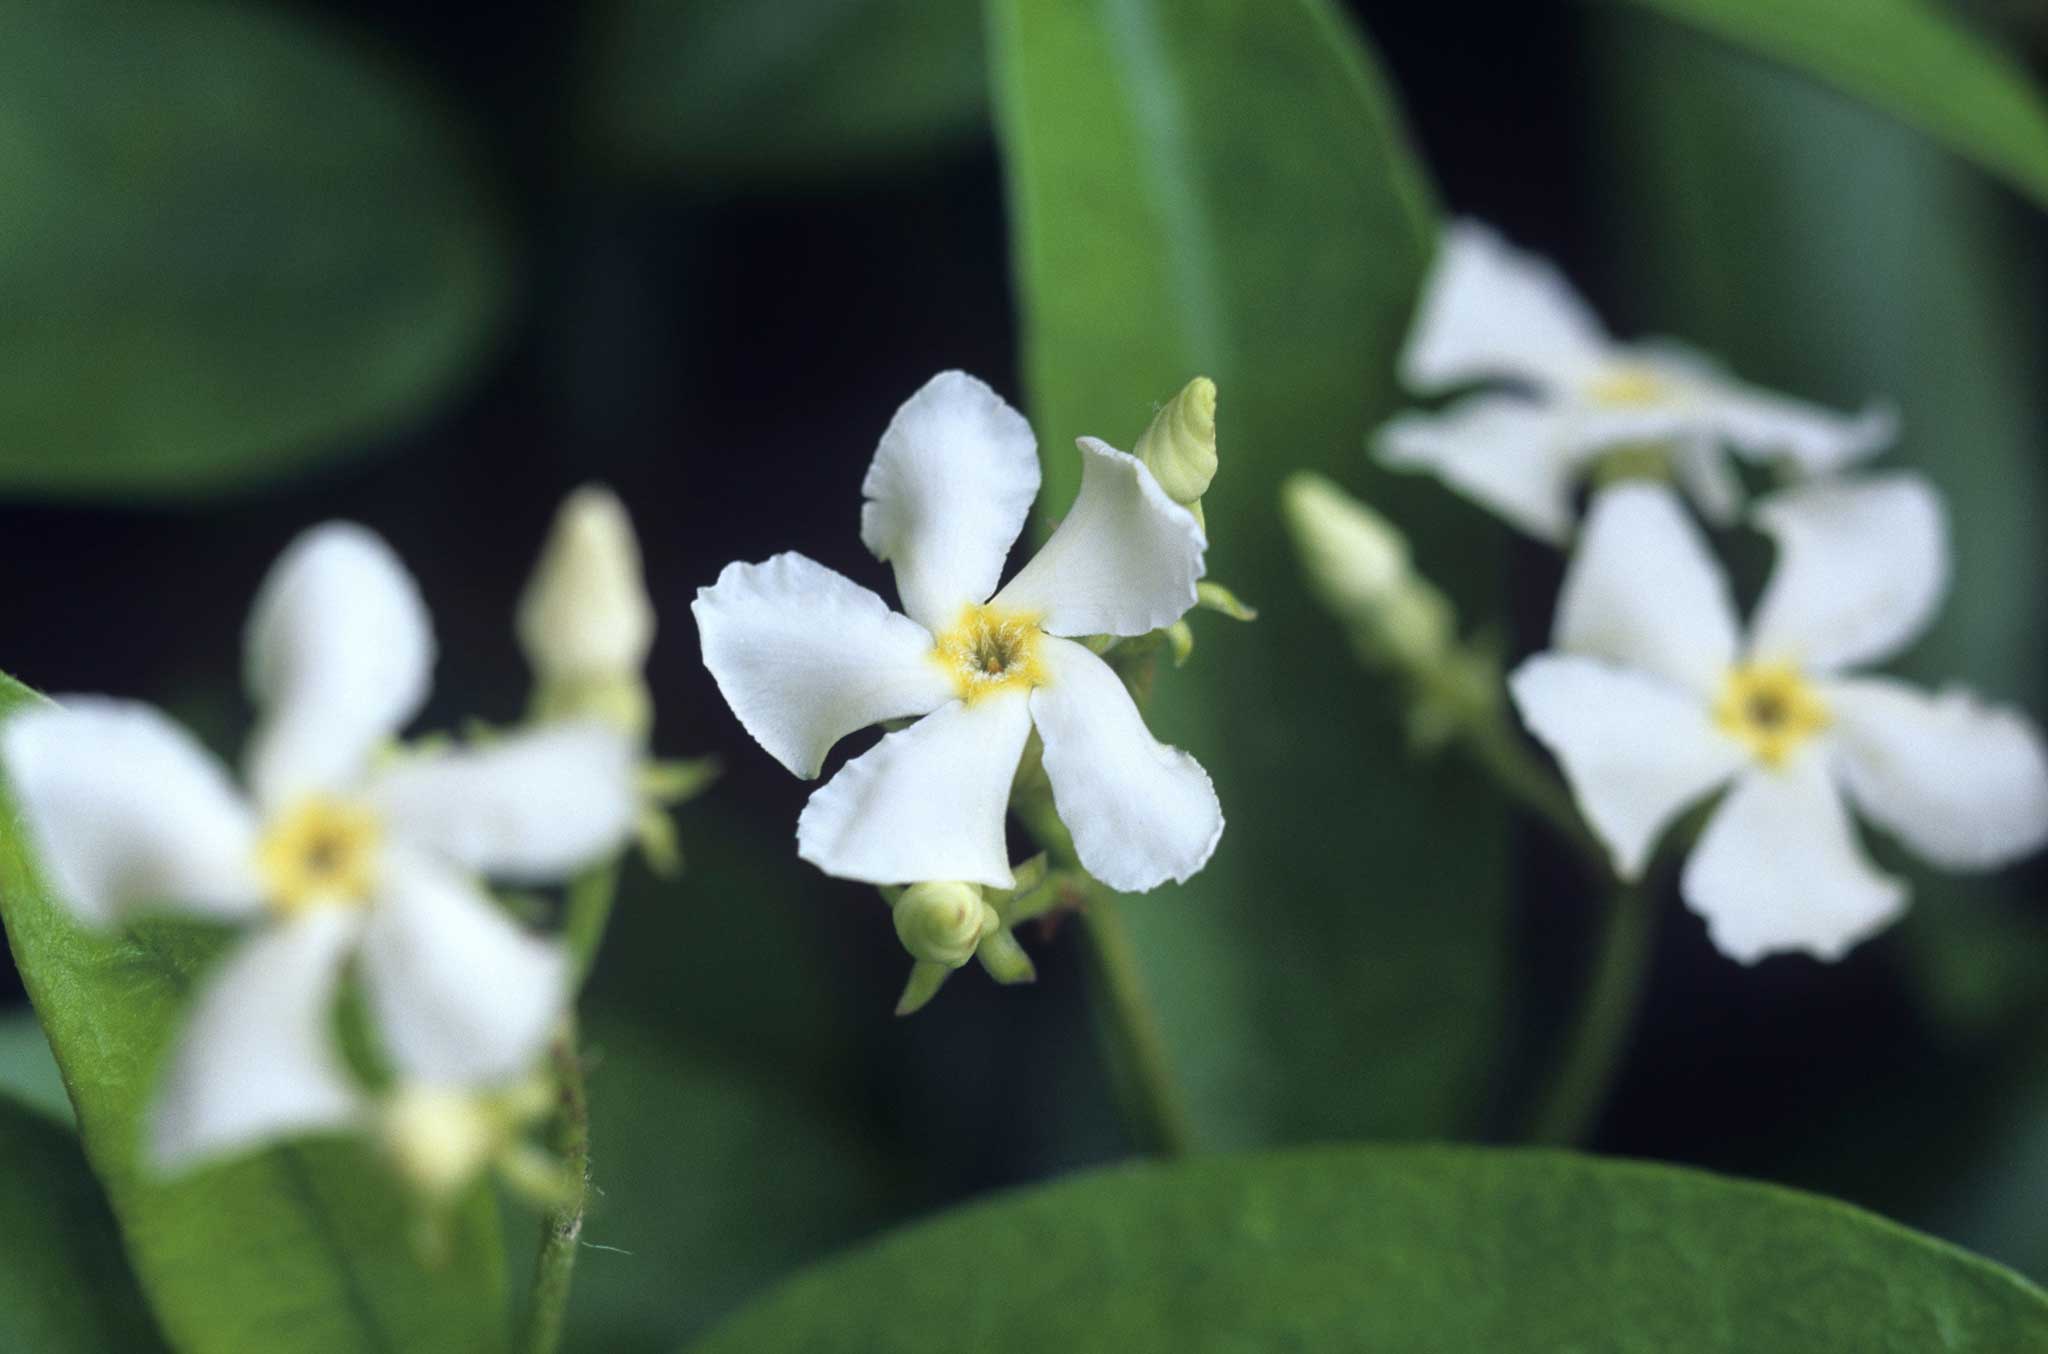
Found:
[149,910,365,1171]
[796,695,1032,888]
[1400,220,1611,393]
[859,371,1041,630]
[1510,655,1744,880]
[991,439,1205,638]
[3,698,263,926]
[1554,483,1739,695]
[244,523,435,809]
[1826,677,2048,871]
[1681,758,1905,963]
[1029,638,1222,893]
[360,854,569,1085]
[1748,474,1948,674]
[369,722,637,883]
[694,553,954,779]
[1375,396,1583,544]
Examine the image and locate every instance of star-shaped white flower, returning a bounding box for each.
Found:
[694,371,1223,894]
[1375,220,1896,544]
[1510,479,2048,961]
[2,524,637,1170]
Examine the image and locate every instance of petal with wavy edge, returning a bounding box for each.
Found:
[990,439,1204,638]
[149,910,365,1171]
[360,853,569,1085]
[859,371,1041,631]
[2,698,263,926]
[1030,638,1222,893]
[243,523,435,810]
[1748,474,1948,674]
[1681,758,1906,963]
[1400,219,1611,393]
[694,553,954,779]
[796,695,1032,888]
[368,722,637,883]
[1510,654,1745,881]
[1826,677,2048,871]
[1554,483,1739,695]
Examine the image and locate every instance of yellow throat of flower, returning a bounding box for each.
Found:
[932,603,1047,704]
[1585,363,1672,408]
[1714,662,1830,768]
[258,796,383,914]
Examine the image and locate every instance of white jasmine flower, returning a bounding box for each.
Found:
[2,524,637,1170]
[694,371,1222,894]
[1510,479,2048,962]
[1376,220,1896,543]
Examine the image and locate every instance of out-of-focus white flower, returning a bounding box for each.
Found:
[694,371,1222,894]
[1510,479,2048,962]
[1376,221,1896,544]
[3,524,637,1171]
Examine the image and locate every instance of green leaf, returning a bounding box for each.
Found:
[988,0,1510,1143]
[0,0,514,498]
[581,0,986,181]
[689,1145,2048,1352]
[1603,0,2048,212]
[0,1093,169,1352]
[0,1008,71,1126]
[0,674,509,1354]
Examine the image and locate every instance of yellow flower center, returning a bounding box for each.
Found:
[932,603,1047,704]
[257,797,383,915]
[1585,364,1672,408]
[1714,662,1830,768]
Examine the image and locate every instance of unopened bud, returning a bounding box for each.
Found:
[519,486,655,709]
[1283,472,1455,673]
[380,1086,501,1199]
[893,881,997,968]
[1133,377,1218,531]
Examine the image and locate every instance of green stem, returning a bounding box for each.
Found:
[519,1022,590,1354]
[1077,886,1195,1158]
[1528,876,1657,1145]
[1460,706,1610,878]
[562,862,620,992]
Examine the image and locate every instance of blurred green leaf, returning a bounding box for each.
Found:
[0,1007,71,1125]
[988,0,1510,1144]
[0,1092,169,1352]
[1604,0,2048,212]
[0,674,509,1354]
[581,0,986,181]
[0,0,514,498]
[688,1145,2048,1352]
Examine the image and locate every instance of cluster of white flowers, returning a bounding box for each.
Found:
[1379,221,2048,961]
[3,510,645,1178]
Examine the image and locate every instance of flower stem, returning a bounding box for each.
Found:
[1528,876,1656,1145]
[1077,885,1194,1158]
[1460,707,1609,878]
[562,861,620,991]
[519,1022,590,1354]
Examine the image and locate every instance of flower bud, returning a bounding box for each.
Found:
[1282,471,1456,675]
[892,881,996,968]
[519,485,655,684]
[379,1085,500,1199]
[1133,377,1218,530]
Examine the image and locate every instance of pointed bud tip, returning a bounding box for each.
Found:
[1134,377,1220,508]
[518,483,656,692]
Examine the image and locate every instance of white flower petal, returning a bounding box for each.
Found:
[1509,655,1745,880]
[1399,219,1611,393]
[693,553,954,779]
[859,371,1041,631]
[1681,759,1906,963]
[149,910,365,1171]
[990,438,1204,637]
[368,723,637,883]
[1698,381,1897,474]
[243,523,435,809]
[1826,677,2048,871]
[795,695,1032,888]
[360,854,569,1085]
[1374,396,1583,544]
[1554,482,1740,695]
[1672,437,1743,527]
[2,699,263,927]
[1748,473,1948,673]
[1029,638,1222,892]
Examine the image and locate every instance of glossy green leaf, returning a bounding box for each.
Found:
[0,0,513,498]
[989,0,1509,1144]
[0,674,509,1354]
[581,0,986,181]
[690,1145,2048,1352]
[1605,0,2048,212]
[0,1093,169,1352]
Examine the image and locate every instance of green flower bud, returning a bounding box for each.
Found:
[1282,471,1457,676]
[893,881,996,968]
[1133,376,1218,530]
[519,486,656,736]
